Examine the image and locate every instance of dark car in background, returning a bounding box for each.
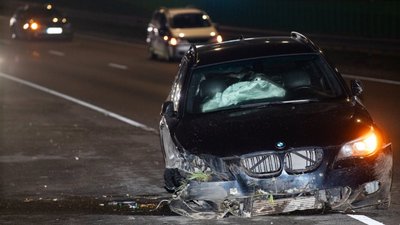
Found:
[159,32,393,218]
[146,7,222,61]
[9,4,74,40]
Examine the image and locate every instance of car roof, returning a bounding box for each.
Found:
[192,36,320,67]
[161,8,206,17]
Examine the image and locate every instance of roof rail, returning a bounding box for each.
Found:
[290,31,320,51]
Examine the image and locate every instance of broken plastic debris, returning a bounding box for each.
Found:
[108,201,138,209]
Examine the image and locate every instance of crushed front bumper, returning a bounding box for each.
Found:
[167,145,393,219]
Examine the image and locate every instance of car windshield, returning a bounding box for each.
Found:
[186,54,345,113]
[171,13,211,28]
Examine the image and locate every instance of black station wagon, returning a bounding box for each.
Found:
[159,32,393,218]
[10,4,73,40]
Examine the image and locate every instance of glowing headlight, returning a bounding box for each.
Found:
[338,129,380,159]
[169,37,178,46]
[23,23,30,30]
[216,35,223,43]
[30,22,39,30]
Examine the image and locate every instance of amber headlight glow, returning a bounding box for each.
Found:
[338,129,380,160]
[30,22,39,30]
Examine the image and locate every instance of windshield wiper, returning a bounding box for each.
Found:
[238,99,320,109]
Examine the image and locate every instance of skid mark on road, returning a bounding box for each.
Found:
[0,72,156,133]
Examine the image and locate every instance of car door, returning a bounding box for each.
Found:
[154,12,169,57]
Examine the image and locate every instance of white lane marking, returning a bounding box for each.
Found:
[48,50,65,57]
[347,214,385,225]
[343,74,400,86]
[0,72,156,133]
[108,63,128,70]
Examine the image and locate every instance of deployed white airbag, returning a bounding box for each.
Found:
[202,80,285,112]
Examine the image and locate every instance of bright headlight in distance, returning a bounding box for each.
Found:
[339,129,380,159]
[216,35,223,43]
[30,22,39,30]
[23,23,29,30]
[169,37,178,46]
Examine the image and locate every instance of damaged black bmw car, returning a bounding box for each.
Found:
[159,32,393,219]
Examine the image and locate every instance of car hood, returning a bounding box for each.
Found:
[174,100,373,157]
[170,26,217,39]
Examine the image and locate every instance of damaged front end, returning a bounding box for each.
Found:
[161,131,393,219]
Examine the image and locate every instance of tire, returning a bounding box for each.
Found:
[148,47,157,60]
[164,168,183,193]
[10,26,19,40]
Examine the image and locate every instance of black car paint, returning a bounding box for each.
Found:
[174,100,372,157]
[159,34,392,218]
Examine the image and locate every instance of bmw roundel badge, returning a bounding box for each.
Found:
[275,141,286,150]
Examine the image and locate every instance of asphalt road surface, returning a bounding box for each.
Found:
[0,17,399,224]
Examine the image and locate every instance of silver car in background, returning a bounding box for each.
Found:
[146,7,222,61]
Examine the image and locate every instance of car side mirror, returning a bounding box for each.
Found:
[161,101,176,117]
[350,79,363,96]
[161,101,179,130]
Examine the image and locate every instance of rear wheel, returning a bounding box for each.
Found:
[148,45,157,60]
[10,26,19,40]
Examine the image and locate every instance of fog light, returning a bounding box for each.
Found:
[364,181,380,194]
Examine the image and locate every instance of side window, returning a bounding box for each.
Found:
[170,60,188,111]
[159,14,167,29]
[151,12,159,27]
